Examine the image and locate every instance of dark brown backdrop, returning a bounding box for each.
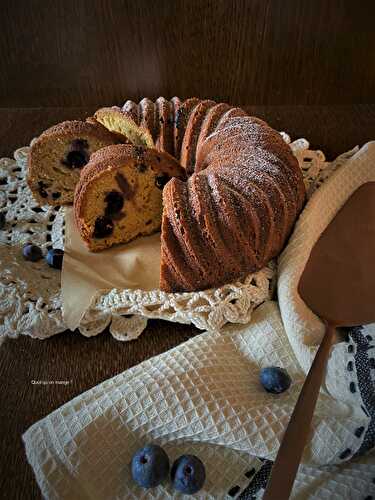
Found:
[1,0,375,108]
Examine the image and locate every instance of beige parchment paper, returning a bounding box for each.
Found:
[61,208,161,331]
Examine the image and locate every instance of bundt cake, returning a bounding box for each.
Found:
[28,120,118,205]
[74,144,185,251]
[74,97,305,292]
[160,117,305,291]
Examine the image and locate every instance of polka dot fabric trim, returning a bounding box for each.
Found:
[349,326,375,458]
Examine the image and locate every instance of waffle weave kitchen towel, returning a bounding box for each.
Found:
[23,143,375,499]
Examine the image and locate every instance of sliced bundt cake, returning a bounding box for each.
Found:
[82,98,305,292]
[27,120,118,205]
[74,144,185,251]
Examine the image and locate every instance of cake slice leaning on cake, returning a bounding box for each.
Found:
[74,144,186,251]
[94,104,155,149]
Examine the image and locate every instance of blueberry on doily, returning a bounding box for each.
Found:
[131,444,170,488]
[171,455,206,494]
[260,367,291,394]
[46,248,64,269]
[23,244,43,262]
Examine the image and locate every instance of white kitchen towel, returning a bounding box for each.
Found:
[22,143,375,499]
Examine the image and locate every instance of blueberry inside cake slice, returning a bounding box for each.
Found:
[74,144,185,251]
[27,120,118,205]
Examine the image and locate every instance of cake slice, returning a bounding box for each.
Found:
[94,106,154,148]
[27,120,118,205]
[74,144,185,251]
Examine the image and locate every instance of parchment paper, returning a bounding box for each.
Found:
[61,208,161,330]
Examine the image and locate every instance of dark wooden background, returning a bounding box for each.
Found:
[1,0,375,107]
[2,2,375,499]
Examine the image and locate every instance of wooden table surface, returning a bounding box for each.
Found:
[1,105,375,499]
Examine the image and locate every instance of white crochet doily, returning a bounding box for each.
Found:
[0,134,357,340]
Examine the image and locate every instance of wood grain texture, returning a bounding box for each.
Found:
[1,105,375,498]
[1,0,375,107]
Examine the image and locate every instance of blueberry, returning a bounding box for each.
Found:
[38,188,48,198]
[131,444,169,488]
[93,216,114,238]
[0,212,6,230]
[22,244,43,262]
[171,455,206,494]
[37,181,49,198]
[137,163,148,173]
[52,192,61,200]
[155,174,170,190]
[260,367,291,394]
[46,248,64,269]
[62,150,89,168]
[105,191,124,215]
[61,138,89,168]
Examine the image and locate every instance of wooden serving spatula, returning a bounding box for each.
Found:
[263,182,375,500]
